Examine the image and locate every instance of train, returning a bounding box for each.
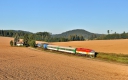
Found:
[42,43,95,58]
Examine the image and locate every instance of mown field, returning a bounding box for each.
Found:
[52,39,128,54]
[0,36,128,80]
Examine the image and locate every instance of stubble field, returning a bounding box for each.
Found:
[52,39,128,54]
[0,36,128,80]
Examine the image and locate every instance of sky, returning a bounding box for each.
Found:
[0,0,128,34]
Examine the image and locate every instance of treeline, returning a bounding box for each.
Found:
[0,30,49,41]
[0,30,30,37]
[10,33,36,47]
[45,35,85,42]
[97,32,128,40]
[2,29,128,41]
[0,30,32,38]
[0,30,85,42]
[34,32,85,42]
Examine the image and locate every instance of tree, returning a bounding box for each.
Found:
[80,36,84,41]
[1,30,4,36]
[23,34,29,47]
[107,30,109,34]
[0,30,1,36]
[121,31,127,39]
[10,40,13,46]
[29,40,36,47]
[9,31,13,37]
[36,32,51,40]
[89,35,94,40]
[14,33,19,46]
[28,34,35,43]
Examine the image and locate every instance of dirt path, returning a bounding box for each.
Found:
[0,37,128,80]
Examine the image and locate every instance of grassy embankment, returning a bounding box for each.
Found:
[96,52,128,64]
[35,47,128,64]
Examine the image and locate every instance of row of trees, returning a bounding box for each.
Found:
[86,30,128,40]
[3,29,128,42]
[10,33,36,47]
[97,31,128,40]
[68,35,85,41]
[88,34,97,40]
[0,30,30,37]
[44,35,85,42]
[24,34,36,47]
[0,30,45,41]
[1,30,86,42]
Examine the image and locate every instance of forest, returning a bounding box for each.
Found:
[1,29,128,42]
[0,30,85,42]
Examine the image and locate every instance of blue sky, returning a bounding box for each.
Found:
[0,0,128,34]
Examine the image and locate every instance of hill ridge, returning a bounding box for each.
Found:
[52,29,101,39]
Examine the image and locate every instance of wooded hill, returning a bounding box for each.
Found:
[52,29,101,39]
[0,29,101,40]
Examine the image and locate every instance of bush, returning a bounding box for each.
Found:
[10,40,13,46]
[29,40,36,47]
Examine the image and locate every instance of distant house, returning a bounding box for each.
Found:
[16,42,23,46]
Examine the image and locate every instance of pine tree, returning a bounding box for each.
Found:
[107,30,109,34]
